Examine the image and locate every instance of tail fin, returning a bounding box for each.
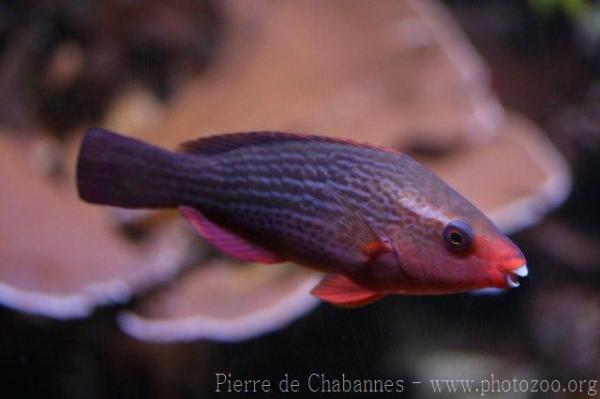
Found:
[77,128,185,208]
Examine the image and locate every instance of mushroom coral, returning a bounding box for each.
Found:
[137,0,503,149]
[0,134,191,319]
[119,262,320,342]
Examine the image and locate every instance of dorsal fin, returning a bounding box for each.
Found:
[178,131,398,156]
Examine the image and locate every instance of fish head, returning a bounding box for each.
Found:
[387,192,527,294]
[436,217,528,291]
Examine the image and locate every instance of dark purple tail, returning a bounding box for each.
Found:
[77,128,187,208]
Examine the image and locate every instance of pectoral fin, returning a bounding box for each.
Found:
[324,185,392,262]
[311,274,384,307]
[362,241,392,259]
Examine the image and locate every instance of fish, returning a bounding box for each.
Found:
[76,128,528,307]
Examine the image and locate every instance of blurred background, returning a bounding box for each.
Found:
[0,0,598,397]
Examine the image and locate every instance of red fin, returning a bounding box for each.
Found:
[179,206,283,264]
[362,241,391,258]
[311,274,384,307]
[179,131,399,156]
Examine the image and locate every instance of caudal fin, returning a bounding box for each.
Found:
[77,128,185,208]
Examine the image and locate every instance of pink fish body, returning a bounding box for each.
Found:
[77,129,528,306]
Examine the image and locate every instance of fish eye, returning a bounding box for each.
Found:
[443,220,473,252]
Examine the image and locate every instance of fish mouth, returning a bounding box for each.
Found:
[504,263,528,288]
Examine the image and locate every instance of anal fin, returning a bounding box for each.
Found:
[179,206,283,264]
[311,274,384,307]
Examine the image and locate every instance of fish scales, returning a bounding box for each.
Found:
[165,141,434,269]
[194,143,424,223]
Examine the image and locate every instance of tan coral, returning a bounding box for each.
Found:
[0,134,191,318]
[421,112,571,234]
[119,261,320,342]
[139,0,502,150]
